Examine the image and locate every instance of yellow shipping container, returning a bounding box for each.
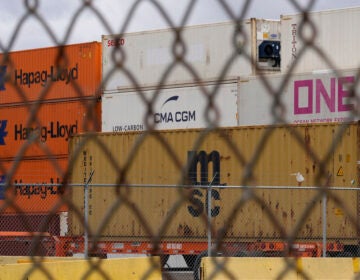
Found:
[68,123,359,243]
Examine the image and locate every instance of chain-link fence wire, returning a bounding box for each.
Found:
[0,0,360,279]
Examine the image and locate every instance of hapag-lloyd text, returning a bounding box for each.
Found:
[14,178,63,199]
[14,63,78,88]
[14,121,78,142]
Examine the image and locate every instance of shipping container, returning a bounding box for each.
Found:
[0,213,62,236]
[0,42,101,104]
[0,156,69,213]
[0,99,101,159]
[238,68,359,126]
[281,7,360,73]
[0,231,58,256]
[69,123,359,243]
[102,19,280,92]
[102,80,238,132]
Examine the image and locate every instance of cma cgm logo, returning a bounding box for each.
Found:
[0,120,8,145]
[0,65,7,91]
[154,95,196,123]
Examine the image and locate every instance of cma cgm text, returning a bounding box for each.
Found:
[14,64,78,88]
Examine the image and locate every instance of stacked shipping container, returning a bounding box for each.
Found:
[101,6,360,132]
[0,42,102,237]
[237,68,359,125]
[102,19,280,92]
[69,122,359,243]
[281,6,360,73]
[101,19,281,132]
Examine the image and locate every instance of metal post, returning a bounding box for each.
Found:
[322,192,327,257]
[207,173,217,258]
[84,170,94,259]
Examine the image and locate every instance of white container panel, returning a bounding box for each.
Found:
[238,68,359,126]
[102,20,280,91]
[102,82,238,132]
[281,7,360,73]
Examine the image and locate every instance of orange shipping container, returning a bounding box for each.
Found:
[0,156,68,213]
[0,100,101,159]
[0,42,101,104]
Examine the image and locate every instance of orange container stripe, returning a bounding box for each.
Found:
[0,42,102,104]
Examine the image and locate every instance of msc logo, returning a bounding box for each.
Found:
[0,65,6,91]
[187,150,225,217]
[0,120,8,145]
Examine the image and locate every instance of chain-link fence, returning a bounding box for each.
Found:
[0,1,360,279]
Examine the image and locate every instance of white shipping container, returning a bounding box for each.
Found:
[102,19,280,92]
[238,68,359,126]
[281,7,360,73]
[102,81,239,132]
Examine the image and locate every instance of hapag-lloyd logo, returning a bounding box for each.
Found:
[13,63,78,88]
[0,120,8,145]
[0,65,6,91]
[294,76,355,115]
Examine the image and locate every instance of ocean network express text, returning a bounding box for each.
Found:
[293,76,355,123]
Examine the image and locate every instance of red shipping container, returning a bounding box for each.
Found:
[0,156,69,213]
[0,214,61,236]
[0,100,101,159]
[0,42,101,104]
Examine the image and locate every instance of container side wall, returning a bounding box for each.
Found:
[238,68,359,126]
[69,123,359,241]
[102,20,279,91]
[0,100,101,159]
[0,157,68,213]
[0,42,101,104]
[101,81,239,132]
[281,7,360,73]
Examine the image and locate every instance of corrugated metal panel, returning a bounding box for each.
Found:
[102,19,280,92]
[0,42,102,104]
[0,156,68,213]
[0,214,60,235]
[101,81,239,132]
[69,123,359,241]
[0,100,101,158]
[238,68,359,126]
[281,7,360,73]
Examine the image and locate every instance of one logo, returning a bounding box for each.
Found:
[0,65,7,91]
[0,120,8,145]
[161,95,179,108]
